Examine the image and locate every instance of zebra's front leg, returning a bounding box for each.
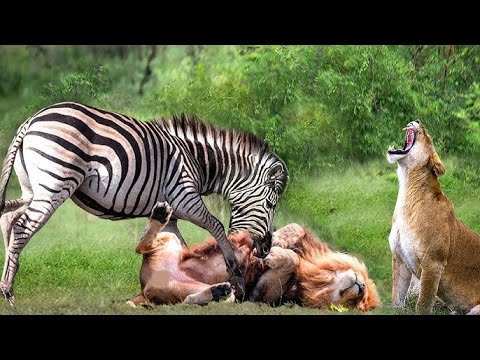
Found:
[170,195,245,298]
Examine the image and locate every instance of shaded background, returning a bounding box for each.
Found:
[2,45,480,172]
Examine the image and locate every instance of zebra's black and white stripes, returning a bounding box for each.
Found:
[0,102,288,303]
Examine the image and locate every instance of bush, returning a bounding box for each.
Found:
[1,45,479,181]
[40,65,111,105]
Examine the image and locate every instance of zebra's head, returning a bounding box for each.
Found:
[228,159,288,258]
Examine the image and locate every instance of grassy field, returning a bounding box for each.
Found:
[0,158,478,315]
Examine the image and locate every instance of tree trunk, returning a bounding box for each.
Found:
[138,45,158,96]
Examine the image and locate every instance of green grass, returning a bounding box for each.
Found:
[0,158,479,315]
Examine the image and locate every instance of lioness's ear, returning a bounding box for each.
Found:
[428,152,445,177]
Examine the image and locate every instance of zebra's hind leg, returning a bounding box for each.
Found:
[1,194,73,304]
[1,199,31,303]
[1,199,31,249]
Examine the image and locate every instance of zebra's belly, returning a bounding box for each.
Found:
[72,176,166,219]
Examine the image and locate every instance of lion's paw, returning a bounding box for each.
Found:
[264,247,298,270]
[210,282,234,302]
[126,300,138,308]
[151,202,173,223]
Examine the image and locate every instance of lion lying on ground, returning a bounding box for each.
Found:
[387,120,480,314]
[128,202,380,311]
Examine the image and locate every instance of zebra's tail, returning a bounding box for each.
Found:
[0,118,31,216]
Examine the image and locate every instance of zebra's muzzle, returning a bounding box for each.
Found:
[252,232,272,259]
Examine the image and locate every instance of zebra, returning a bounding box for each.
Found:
[0,102,288,304]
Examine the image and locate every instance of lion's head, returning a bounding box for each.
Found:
[286,227,380,311]
[386,120,445,177]
[297,251,380,311]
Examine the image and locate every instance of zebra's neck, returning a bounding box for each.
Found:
[155,115,270,197]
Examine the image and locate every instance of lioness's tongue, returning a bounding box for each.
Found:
[404,129,414,150]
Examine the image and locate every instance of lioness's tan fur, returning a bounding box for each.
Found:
[388,121,480,314]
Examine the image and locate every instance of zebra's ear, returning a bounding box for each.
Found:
[266,163,284,184]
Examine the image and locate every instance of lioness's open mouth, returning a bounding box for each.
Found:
[388,125,416,155]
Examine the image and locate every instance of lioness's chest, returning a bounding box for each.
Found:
[390,216,422,276]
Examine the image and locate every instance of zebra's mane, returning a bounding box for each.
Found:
[155,114,269,157]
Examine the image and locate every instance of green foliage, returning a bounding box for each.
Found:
[41,65,111,104]
[0,46,30,97]
[330,304,349,313]
[314,46,418,159]
[1,45,479,178]
[142,45,479,174]
[462,82,480,122]
[457,81,480,122]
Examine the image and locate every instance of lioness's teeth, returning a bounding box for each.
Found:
[389,146,394,151]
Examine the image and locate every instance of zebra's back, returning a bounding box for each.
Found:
[20,102,188,219]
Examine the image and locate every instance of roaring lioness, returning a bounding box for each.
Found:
[387,120,480,314]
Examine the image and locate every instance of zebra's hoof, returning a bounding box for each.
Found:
[140,302,154,310]
[230,276,245,301]
[1,285,15,306]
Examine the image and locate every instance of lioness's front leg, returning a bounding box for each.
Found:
[392,254,412,309]
[416,261,445,314]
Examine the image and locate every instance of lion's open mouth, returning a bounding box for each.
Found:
[388,127,416,155]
